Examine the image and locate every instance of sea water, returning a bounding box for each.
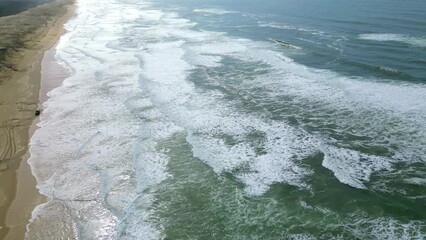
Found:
[27,0,426,239]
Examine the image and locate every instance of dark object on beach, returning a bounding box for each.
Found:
[35,110,41,116]
[0,62,18,71]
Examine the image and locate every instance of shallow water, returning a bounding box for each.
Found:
[28,0,426,238]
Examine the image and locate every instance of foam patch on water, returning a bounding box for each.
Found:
[258,21,325,35]
[346,213,426,239]
[333,78,426,116]
[322,146,394,189]
[289,234,317,240]
[193,8,238,15]
[404,177,426,186]
[359,33,426,48]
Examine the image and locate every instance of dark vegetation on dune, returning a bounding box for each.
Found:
[0,0,71,73]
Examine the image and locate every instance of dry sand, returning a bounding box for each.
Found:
[0,2,75,239]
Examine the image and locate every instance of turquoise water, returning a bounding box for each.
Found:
[28,0,426,239]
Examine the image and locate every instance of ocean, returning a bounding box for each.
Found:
[28,0,426,239]
[0,0,51,17]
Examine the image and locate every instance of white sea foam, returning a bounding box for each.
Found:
[259,22,297,30]
[404,177,426,186]
[346,213,426,239]
[359,33,426,48]
[193,8,238,15]
[27,0,170,238]
[322,146,394,189]
[187,118,317,195]
[258,21,325,35]
[289,234,317,240]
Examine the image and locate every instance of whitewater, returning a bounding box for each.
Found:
[26,0,426,239]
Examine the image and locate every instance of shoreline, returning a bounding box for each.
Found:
[0,1,76,239]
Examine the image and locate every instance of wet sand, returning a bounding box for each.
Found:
[0,2,75,239]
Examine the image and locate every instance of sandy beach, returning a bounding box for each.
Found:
[0,1,75,239]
